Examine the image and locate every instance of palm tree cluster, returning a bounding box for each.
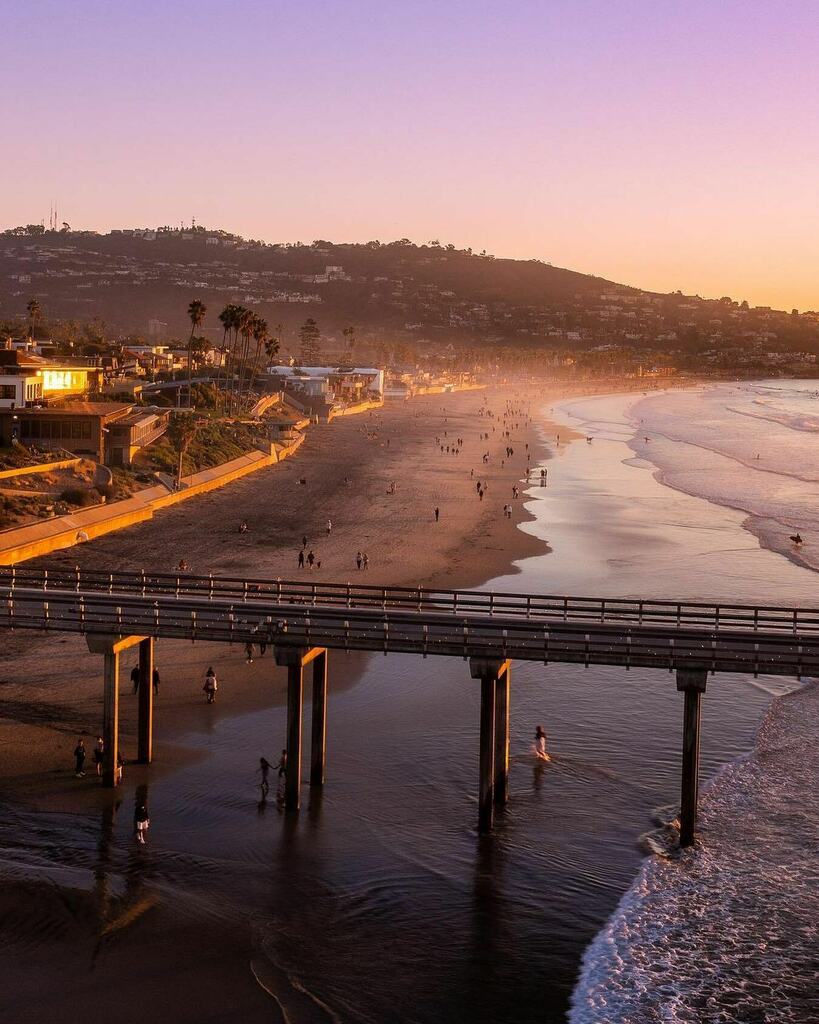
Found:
[188,301,280,415]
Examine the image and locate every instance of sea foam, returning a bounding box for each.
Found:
[569,681,819,1024]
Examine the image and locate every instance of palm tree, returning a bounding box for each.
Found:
[230,307,253,414]
[167,412,199,490]
[186,299,207,407]
[242,315,269,408]
[26,298,41,342]
[217,303,243,411]
[215,304,236,408]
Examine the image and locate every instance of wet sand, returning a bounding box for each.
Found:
[0,379,697,1024]
[1,386,566,806]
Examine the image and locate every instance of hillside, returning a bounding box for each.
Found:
[1,228,818,366]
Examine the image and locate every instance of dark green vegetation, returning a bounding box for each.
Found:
[2,226,819,375]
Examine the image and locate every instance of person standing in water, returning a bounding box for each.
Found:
[203,666,218,704]
[258,757,273,797]
[73,738,86,777]
[134,801,150,844]
[93,736,104,777]
[534,726,549,760]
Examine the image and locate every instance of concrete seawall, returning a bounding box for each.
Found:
[0,434,305,565]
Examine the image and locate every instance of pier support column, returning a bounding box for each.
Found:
[87,635,149,787]
[102,651,120,788]
[676,668,707,847]
[275,646,327,812]
[494,662,511,808]
[310,649,328,787]
[137,637,154,764]
[470,658,511,833]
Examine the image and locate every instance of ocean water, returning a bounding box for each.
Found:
[2,383,818,1024]
[557,383,819,1024]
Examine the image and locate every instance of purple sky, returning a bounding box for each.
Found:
[2,0,818,308]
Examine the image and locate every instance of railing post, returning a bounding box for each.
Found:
[103,651,120,787]
[137,637,154,764]
[676,668,707,847]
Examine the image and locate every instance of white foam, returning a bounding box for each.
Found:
[569,682,819,1023]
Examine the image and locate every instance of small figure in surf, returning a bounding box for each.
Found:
[258,756,273,797]
[534,726,550,761]
[790,533,804,546]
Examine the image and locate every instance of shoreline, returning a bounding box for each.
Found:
[0,384,559,810]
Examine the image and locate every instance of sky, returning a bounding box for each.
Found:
[2,0,818,310]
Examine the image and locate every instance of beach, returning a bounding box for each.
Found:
[2,378,813,1024]
[0,385,557,807]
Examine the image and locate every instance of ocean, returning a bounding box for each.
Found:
[2,381,818,1023]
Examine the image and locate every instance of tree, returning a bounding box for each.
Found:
[26,298,41,341]
[342,325,356,361]
[166,413,199,489]
[186,299,207,407]
[241,314,269,407]
[299,318,322,365]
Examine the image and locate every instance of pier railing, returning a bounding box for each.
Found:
[1,567,818,676]
[1,565,818,637]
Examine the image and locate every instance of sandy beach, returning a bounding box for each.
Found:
[0,385,570,805]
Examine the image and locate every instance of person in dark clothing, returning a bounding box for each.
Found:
[434,506,440,522]
[134,802,150,844]
[258,757,273,797]
[74,739,86,777]
[298,550,305,569]
[130,664,140,694]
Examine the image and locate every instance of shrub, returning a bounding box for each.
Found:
[59,487,100,508]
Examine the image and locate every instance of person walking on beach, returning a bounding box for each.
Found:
[203,666,218,704]
[362,552,369,570]
[74,738,86,777]
[93,736,104,777]
[356,551,363,570]
[326,519,332,535]
[258,756,273,797]
[434,506,440,522]
[116,750,125,785]
[245,642,254,664]
[302,535,307,548]
[307,549,315,569]
[134,801,150,844]
[534,726,549,761]
[298,549,305,569]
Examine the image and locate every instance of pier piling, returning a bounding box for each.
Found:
[137,637,154,764]
[494,663,511,807]
[102,651,120,788]
[311,649,328,787]
[275,646,328,811]
[470,658,511,832]
[677,668,707,847]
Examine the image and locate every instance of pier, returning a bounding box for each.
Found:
[3,566,817,845]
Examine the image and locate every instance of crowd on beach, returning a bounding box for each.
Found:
[67,390,561,843]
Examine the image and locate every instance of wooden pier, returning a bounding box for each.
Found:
[2,566,816,845]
